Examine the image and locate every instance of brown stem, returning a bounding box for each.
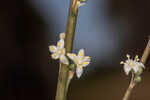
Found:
[141,36,150,64]
[55,0,79,100]
[122,73,135,100]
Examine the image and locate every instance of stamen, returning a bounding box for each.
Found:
[126,54,130,59]
[120,61,124,64]
[135,55,138,59]
[135,55,140,61]
[136,58,140,61]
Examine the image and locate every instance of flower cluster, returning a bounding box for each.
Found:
[49,32,91,78]
[120,54,145,75]
[49,33,69,65]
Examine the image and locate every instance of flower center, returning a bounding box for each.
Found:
[128,61,135,67]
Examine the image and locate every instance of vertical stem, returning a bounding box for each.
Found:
[65,0,78,52]
[122,36,150,100]
[55,0,79,100]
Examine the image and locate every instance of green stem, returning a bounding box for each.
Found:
[55,0,79,100]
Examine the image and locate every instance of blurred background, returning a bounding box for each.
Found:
[0,0,150,100]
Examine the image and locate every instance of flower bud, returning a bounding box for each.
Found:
[135,76,142,83]
[135,67,143,76]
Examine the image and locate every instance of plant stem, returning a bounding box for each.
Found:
[122,36,150,100]
[141,36,150,64]
[55,0,79,100]
[122,73,135,100]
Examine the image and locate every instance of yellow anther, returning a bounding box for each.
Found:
[83,62,89,65]
[79,53,84,57]
[57,42,61,47]
[61,49,65,55]
[135,55,138,59]
[50,46,55,51]
[85,56,90,59]
[79,50,84,57]
[72,54,76,57]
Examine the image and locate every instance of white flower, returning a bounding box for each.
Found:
[120,54,145,75]
[67,49,91,78]
[49,38,69,65]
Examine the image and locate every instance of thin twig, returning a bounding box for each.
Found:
[122,36,150,100]
[141,36,150,64]
[122,73,135,100]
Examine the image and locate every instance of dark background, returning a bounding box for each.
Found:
[0,0,150,100]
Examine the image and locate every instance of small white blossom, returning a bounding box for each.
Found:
[49,33,69,65]
[59,32,66,40]
[120,54,145,75]
[67,49,91,78]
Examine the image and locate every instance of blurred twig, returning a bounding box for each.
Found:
[141,36,150,64]
[122,73,135,100]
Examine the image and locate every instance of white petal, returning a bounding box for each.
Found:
[49,45,57,53]
[67,53,79,65]
[133,66,139,73]
[51,53,59,59]
[124,64,131,75]
[76,67,83,78]
[84,56,91,62]
[59,32,66,39]
[78,49,84,58]
[138,62,145,68]
[60,55,69,65]
[67,53,76,60]
[57,39,64,49]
